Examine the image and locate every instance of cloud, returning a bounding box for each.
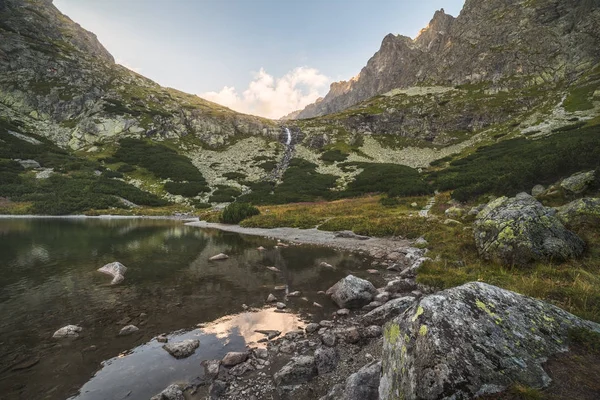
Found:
[201,67,330,119]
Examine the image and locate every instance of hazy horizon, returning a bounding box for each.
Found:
[54,0,465,119]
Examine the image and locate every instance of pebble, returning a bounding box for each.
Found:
[276,302,287,309]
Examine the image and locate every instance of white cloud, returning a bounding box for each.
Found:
[201,67,330,119]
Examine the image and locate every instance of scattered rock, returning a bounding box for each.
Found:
[557,197,600,227]
[319,320,334,328]
[52,325,82,339]
[362,325,383,338]
[443,218,462,225]
[16,159,40,169]
[209,380,227,399]
[222,351,249,367]
[162,339,200,359]
[339,327,361,344]
[313,302,323,308]
[367,269,380,275]
[266,293,277,302]
[306,323,320,334]
[326,275,377,309]
[229,361,255,376]
[362,297,415,326]
[287,291,301,297]
[323,361,381,400]
[473,193,585,265]
[97,261,127,285]
[560,170,595,194]
[118,325,139,336]
[321,333,336,347]
[445,206,465,219]
[279,340,297,354]
[274,356,317,387]
[35,168,54,179]
[156,334,168,343]
[386,279,417,294]
[337,308,350,316]
[374,292,390,303]
[531,184,545,197]
[150,384,184,400]
[319,261,334,269]
[362,301,383,311]
[254,348,268,359]
[334,231,370,240]
[267,266,281,272]
[276,302,287,309]
[315,346,339,374]
[379,282,600,399]
[257,246,266,251]
[209,253,229,261]
[202,359,221,379]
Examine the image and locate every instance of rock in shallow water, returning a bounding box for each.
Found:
[162,339,199,359]
[379,282,600,400]
[326,275,377,309]
[97,261,127,285]
[118,325,139,336]
[221,351,248,367]
[473,193,585,265]
[209,253,229,261]
[52,325,82,339]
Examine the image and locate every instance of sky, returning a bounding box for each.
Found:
[54,0,465,119]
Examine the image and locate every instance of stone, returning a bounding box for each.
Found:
[367,269,380,275]
[150,384,184,400]
[267,266,281,272]
[374,292,390,303]
[202,359,221,379]
[560,170,595,194]
[362,325,383,338]
[339,327,361,344]
[315,346,339,374]
[334,230,370,240]
[273,356,317,387]
[557,198,600,227]
[287,290,301,297]
[305,323,320,333]
[379,282,600,400]
[276,302,287,309]
[531,184,545,197]
[229,361,255,376]
[445,206,465,219]
[209,253,229,261]
[209,380,227,399]
[16,159,40,169]
[326,275,377,309]
[336,308,350,316]
[52,325,82,339]
[156,334,168,343]
[35,168,54,179]
[257,246,266,251]
[319,261,334,269]
[323,361,381,400]
[319,320,334,328]
[313,302,323,308]
[266,293,277,302]
[118,325,139,336]
[97,261,127,285]
[473,193,585,265]
[362,301,383,311]
[222,351,249,367]
[162,339,199,359]
[443,218,462,225]
[362,297,415,326]
[321,333,336,347]
[254,348,268,359]
[386,279,417,294]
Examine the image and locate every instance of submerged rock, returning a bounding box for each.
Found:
[118,325,139,336]
[326,275,377,309]
[379,282,600,400]
[52,325,82,339]
[274,355,317,387]
[97,261,127,285]
[150,384,184,400]
[473,193,585,265]
[209,253,229,261]
[162,339,199,359]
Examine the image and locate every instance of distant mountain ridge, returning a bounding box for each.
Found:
[296,0,600,119]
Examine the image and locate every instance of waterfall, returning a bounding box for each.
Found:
[285,127,292,145]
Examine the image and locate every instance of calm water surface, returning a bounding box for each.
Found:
[0,218,375,399]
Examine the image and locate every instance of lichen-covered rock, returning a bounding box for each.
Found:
[473,193,585,265]
[531,184,545,197]
[560,170,595,194]
[162,339,199,359]
[379,282,600,400]
[97,261,127,285]
[557,198,600,227]
[362,297,416,326]
[326,275,377,309]
[274,356,317,387]
[150,384,184,400]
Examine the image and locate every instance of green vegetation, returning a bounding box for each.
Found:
[220,202,260,224]
[342,163,432,198]
[430,125,600,202]
[321,149,348,163]
[164,181,209,197]
[209,186,242,203]
[223,172,247,181]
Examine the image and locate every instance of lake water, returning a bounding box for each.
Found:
[0,218,375,399]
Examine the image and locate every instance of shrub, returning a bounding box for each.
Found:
[321,149,348,163]
[220,202,260,224]
[164,181,209,197]
[340,162,432,198]
[223,172,247,180]
[117,164,136,173]
[103,170,123,179]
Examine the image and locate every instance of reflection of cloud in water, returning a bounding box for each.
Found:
[70,310,303,400]
[202,309,304,346]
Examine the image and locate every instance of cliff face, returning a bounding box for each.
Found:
[0,0,277,150]
[296,0,600,119]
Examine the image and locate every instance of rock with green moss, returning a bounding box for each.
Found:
[473,193,585,265]
[557,197,600,227]
[560,170,595,194]
[379,282,600,400]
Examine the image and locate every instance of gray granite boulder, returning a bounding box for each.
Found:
[379,282,600,400]
[473,193,585,265]
[162,339,199,359]
[274,355,317,386]
[326,275,377,309]
[52,325,82,339]
[98,261,127,285]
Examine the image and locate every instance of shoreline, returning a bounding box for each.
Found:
[0,214,200,221]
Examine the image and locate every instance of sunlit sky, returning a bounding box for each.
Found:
[54,0,465,119]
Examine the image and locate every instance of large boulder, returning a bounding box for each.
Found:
[97,261,127,285]
[379,282,600,400]
[560,170,595,194]
[274,356,317,387]
[557,198,600,227]
[473,193,585,265]
[326,275,377,309]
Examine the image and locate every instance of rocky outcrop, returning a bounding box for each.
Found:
[557,197,600,227]
[473,193,585,265]
[296,0,600,119]
[326,275,377,309]
[379,282,600,400]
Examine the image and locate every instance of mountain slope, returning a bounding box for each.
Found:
[296,0,600,119]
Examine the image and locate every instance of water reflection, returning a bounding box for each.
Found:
[0,218,373,400]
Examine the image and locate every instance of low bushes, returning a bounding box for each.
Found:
[220,202,259,224]
[164,181,209,197]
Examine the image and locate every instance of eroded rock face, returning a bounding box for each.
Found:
[557,198,600,227]
[379,282,600,400]
[97,261,127,285]
[326,275,377,309]
[473,193,585,265]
